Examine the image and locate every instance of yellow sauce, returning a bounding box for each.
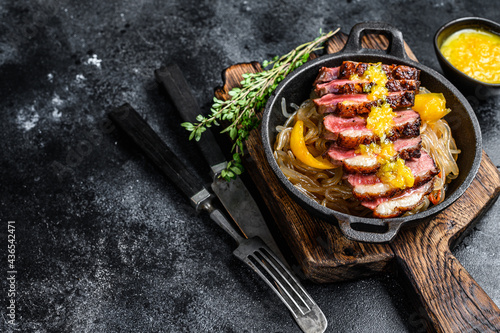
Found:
[357,63,414,189]
[366,103,394,139]
[364,63,389,101]
[358,140,396,163]
[440,28,500,84]
[377,158,415,189]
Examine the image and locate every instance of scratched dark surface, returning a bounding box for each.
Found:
[0,0,499,332]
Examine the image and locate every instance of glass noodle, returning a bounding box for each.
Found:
[273,90,460,217]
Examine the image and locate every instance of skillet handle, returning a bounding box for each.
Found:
[337,219,401,243]
[342,22,408,59]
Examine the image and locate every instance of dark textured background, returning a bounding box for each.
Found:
[1,0,499,332]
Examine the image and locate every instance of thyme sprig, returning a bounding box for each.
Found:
[182,28,339,181]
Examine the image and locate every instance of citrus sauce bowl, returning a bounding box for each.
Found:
[434,17,500,91]
[261,22,482,243]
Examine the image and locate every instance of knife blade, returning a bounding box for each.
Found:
[109,104,327,333]
[154,64,287,265]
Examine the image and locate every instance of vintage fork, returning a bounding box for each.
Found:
[109,104,327,333]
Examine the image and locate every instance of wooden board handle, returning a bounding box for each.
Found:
[391,151,500,332]
[393,224,500,332]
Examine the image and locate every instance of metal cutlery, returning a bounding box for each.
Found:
[108,103,327,333]
[154,64,287,265]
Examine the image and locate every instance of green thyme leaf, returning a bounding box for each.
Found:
[182,28,339,181]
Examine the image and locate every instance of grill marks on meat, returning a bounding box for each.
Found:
[392,136,422,160]
[314,91,415,116]
[346,151,438,201]
[323,110,421,149]
[313,66,340,85]
[390,110,422,138]
[338,61,421,80]
[313,62,420,90]
[386,80,420,94]
[315,79,420,97]
[326,136,422,174]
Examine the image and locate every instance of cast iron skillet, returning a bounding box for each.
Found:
[262,22,482,243]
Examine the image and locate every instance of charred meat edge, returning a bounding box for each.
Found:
[347,152,439,201]
[338,61,421,81]
[315,91,416,117]
[324,111,421,149]
[315,79,420,97]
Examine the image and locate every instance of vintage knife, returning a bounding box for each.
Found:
[154,64,287,264]
[109,104,327,333]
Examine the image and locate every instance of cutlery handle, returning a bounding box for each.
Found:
[109,103,205,201]
[155,64,228,173]
[110,104,246,243]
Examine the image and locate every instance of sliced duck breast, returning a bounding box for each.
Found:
[315,79,420,97]
[314,91,415,116]
[313,66,340,85]
[342,155,380,174]
[361,180,434,218]
[338,61,421,81]
[327,136,422,174]
[323,110,421,149]
[346,151,438,201]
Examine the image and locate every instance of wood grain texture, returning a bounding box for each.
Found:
[391,151,500,332]
[242,128,394,282]
[214,30,500,332]
[325,31,418,61]
[215,33,397,283]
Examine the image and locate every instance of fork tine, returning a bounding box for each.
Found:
[253,249,311,315]
[249,251,309,317]
[233,236,328,333]
[258,246,315,305]
[243,254,299,314]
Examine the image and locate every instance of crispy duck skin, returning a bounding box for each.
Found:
[346,151,439,201]
[342,155,380,174]
[313,63,420,88]
[334,130,376,149]
[313,66,340,85]
[326,136,422,174]
[323,110,421,149]
[315,79,420,97]
[315,91,416,116]
[338,61,421,80]
[360,179,434,218]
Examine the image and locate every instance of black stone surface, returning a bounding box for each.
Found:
[1,1,499,332]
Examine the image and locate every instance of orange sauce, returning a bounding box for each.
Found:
[366,102,394,138]
[377,158,415,189]
[440,28,500,84]
[357,63,414,189]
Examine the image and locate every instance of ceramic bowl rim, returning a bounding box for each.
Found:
[434,16,500,88]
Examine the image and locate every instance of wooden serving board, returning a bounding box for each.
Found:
[214,31,500,332]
